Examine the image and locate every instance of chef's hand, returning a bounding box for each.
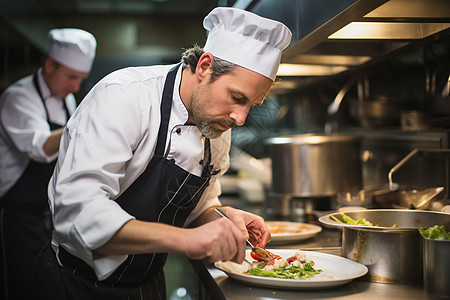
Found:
[223,208,271,248]
[182,217,247,264]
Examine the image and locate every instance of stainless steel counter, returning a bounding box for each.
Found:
[189,229,441,300]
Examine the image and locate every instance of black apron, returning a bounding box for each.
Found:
[33,64,214,300]
[0,73,70,300]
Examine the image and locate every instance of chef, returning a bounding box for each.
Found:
[32,7,292,300]
[0,28,96,300]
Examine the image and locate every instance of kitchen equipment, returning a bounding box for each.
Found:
[265,133,362,220]
[349,98,401,128]
[230,147,272,187]
[388,148,450,191]
[422,235,450,298]
[349,77,401,128]
[319,209,450,283]
[362,131,450,197]
[214,208,270,262]
[327,78,355,115]
[265,134,362,197]
[237,178,265,204]
[371,186,444,209]
[401,110,430,131]
[336,189,372,208]
[372,147,450,210]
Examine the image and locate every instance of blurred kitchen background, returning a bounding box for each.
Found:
[2,0,450,215]
[2,0,450,298]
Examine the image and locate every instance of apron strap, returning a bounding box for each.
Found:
[152,63,214,177]
[201,137,213,177]
[154,64,181,157]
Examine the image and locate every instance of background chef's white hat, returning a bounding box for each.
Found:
[203,7,292,81]
[48,28,97,73]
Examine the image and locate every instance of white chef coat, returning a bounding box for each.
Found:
[0,69,77,197]
[48,64,230,280]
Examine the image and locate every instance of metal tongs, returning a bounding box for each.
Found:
[214,208,271,265]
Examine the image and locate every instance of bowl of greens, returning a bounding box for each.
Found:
[319,209,450,283]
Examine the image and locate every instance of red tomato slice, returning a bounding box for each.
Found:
[250,248,281,261]
[286,255,296,263]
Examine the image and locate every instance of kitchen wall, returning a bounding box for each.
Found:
[2,0,450,195]
[0,0,215,101]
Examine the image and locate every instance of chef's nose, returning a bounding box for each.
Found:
[230,106,250,126]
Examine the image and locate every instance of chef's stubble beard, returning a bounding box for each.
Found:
[190,87,236,139]
[191,102,223,139]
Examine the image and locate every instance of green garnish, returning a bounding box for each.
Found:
[419,225,450,240]
[331,213,376,226]
[246,262,321,279]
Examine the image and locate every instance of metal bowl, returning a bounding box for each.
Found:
[319,209,450,283]
[422,236,450,298]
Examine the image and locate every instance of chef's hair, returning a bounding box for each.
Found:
[181,44,237,83]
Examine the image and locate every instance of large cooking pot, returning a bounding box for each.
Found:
[319,209,450,283]
[265,134,362,197]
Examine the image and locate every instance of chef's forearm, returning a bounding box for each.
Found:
[43,127,64,156]
[188,205,234,227]
[93,219,185,256]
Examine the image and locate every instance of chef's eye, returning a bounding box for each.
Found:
[232,94,245,103]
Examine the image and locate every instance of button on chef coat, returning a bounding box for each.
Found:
[48,64,230,280]
[0,69,77,197]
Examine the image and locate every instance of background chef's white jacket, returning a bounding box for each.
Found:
[48,64,230,280]
[0,69,77,197]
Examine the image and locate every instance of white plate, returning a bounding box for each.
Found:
[266,221,322,244]
[215,249,368,289]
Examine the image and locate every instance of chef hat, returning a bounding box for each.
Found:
[48,28,97,73]
[203,7,292,81]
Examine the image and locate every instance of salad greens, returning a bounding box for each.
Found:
[419,225,450,240]
[246,262,321,279]
[331,213,376,226]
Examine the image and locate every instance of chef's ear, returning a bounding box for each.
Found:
[195,52,214,81]
[44,57,57,73]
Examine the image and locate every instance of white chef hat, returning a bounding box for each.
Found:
[48,28,97,73]
[203,7,292,81]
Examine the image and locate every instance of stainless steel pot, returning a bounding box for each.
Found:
[422,236,450,297]
[265,134,362,197]
[319,209,450,283]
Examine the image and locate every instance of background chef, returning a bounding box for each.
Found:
[0,28,96,300]
[32,7,292,300]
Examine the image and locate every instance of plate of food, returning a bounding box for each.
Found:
[215,249,368,289]
[266,221,322,244]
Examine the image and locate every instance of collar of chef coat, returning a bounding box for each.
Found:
[170,65,189,125]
